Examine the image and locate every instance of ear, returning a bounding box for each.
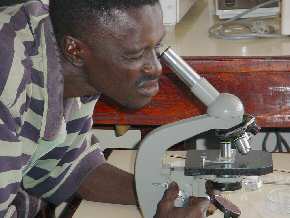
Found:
[62,36,86,67]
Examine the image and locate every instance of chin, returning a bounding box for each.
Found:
[123,97,152,110]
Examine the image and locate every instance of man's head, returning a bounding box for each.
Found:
[49,0,165,109]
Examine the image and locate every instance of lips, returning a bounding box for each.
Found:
[137,79,159,97]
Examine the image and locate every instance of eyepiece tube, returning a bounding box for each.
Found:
[160,47,201,87]
[160,47,219,106]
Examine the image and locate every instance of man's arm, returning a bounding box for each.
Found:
[78,170,211,218]
[77,163,137,205]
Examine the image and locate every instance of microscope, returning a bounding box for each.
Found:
[135,47,273,218]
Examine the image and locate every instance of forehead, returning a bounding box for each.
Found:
[98,4,165,50]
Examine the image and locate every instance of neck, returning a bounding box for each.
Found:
[63,75,98,98]
[60,57,98,98]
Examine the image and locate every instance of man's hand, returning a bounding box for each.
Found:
[154,182,210,218]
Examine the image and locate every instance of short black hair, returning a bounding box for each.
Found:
[0,0,26,7]
[49,0,159,43]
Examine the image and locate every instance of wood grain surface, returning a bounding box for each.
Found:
[93,57,290,128]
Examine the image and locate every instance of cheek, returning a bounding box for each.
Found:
[85,52,144,98]
[101,67,142,98]
[116,62,144,89]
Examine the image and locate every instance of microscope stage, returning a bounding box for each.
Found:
[185,150,273,176]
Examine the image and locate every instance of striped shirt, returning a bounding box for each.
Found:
[0,0,105,217]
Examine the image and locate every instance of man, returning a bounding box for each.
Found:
[0,0,209,217]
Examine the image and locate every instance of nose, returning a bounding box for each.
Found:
[143,50,163,78]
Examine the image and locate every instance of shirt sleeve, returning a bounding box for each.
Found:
[0,103,23,217]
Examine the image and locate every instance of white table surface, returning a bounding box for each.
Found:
[73,151,290,218]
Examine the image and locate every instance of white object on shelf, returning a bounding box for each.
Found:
[281,0,290,35]
[160,0,197,25]
[214,0,280,19]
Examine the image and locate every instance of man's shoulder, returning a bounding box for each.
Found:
[0,4,29,103]
[0,1,49,38]
[0,3,32,49]
[0,1,50,96]
[0,3,24,31]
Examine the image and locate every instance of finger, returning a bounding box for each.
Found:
[191,198,210,218]
[188,197,210,211]
[155,182,179,217]
[187,196,200,205]
[161,182,179,201]
[197,198,210,211]
[188,197,210,206]
[206,203,217,216]
[189,196,217,216]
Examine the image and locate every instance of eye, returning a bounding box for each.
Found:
[154,43,164,57]
[126,50,145,61]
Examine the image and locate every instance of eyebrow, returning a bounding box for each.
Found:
[125,30,166,54]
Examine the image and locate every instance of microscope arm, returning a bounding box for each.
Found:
[135,114,240,218]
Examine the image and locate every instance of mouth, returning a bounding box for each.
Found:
[137,79,160,97]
